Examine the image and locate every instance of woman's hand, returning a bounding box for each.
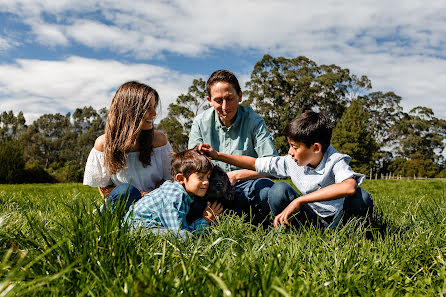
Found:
[202,201,224,223]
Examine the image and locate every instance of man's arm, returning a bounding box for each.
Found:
[274,178,357,228]
[188,119,203,149]
[226,169,264,185]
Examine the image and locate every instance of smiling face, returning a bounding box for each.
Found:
[287,138,322,168]
[182,170,211,197]
[207,81,242,127]
[139,99,157,130]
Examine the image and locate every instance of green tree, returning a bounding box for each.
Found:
[387,158,439,178]
[20,113,71,168]
[158,79,208,151]
[244,55,354,154]
[0,110,27,141]
[0,140,25,183]
[390,107,446,162]
[361,91,404,147]
[331,100,379,174]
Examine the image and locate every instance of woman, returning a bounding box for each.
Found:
[83,81,172,210]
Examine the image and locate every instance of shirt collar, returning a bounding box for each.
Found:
[214,106,243,131]
[172,181,193,203]
[303,146,332,175]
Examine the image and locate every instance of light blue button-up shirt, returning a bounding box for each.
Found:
[255,145,364,217]
[188,105,278,172]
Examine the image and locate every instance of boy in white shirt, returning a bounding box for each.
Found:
[199,110,373,229]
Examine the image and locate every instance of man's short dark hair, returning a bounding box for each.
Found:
[284,110,334,153]
[206,69,242,98]
[171,147,213,180]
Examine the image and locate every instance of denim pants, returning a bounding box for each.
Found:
[107,183,142,213]
[187,178,274,225]
[268,181,373,228]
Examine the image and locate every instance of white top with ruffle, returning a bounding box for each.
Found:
[83,143,172,192]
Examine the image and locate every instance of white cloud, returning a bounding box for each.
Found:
[0,0,445,118]
[0,57,199,124]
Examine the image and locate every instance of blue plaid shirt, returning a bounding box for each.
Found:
[124,181,209,235]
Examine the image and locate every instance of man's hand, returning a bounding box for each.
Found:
[203,201,224,223]
[273,199,301,229]
[226,171,238,185]
[198,143,219,160]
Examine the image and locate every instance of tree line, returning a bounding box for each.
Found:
[1,55,445,183]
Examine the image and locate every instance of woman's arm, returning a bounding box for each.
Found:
[98,185,115,199]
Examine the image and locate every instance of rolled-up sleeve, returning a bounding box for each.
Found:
[252,119,278,157]
[188,119,203,149]
[332,157,365,186]
[83,148,112,187]
[255,156,289,178]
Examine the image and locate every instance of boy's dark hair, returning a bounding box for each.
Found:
[171,147,213,180]
[284,110,334,153]
[206,69,242,98]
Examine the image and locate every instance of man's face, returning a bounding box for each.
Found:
[207,81,242,127]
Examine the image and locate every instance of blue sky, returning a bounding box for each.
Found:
[1,0,445,123]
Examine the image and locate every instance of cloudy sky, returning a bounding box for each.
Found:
[1,0,445,124]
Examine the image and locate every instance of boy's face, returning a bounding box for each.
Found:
[183,170,211,197]
[287,138,321,168]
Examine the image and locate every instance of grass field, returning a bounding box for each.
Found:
[0,180,445,296]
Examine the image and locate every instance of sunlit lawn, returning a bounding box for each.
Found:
[0,179,445,296]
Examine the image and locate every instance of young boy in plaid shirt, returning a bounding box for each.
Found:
[123,147,223,236]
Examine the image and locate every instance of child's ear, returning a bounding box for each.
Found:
[175,173,186,185]
[313,143,322,154]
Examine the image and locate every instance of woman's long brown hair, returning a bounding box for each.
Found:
[104,81,159,175]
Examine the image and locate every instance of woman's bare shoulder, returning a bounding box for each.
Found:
[153,130,168,148]
[94,135,106,152]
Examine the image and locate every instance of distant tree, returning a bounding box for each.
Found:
[244,55,355,154]
[390,107,446,162]
[66,106,106,166]
[332,100,379,174]
[0,110,27,141]
[158,78,208,151]
[0,140,25,183]
[20,113,71,168]
[387,158,439,178]
[361,91,404,147]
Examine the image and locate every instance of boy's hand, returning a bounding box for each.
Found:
[274,199,301,229]
[198,143,219,160]
[203,201,224,223]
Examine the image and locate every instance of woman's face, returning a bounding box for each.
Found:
[140,99,157,130]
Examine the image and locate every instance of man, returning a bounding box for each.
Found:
[188,69,278,224]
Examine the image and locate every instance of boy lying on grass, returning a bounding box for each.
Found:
[199,110,373,229]
[113,147,223,237]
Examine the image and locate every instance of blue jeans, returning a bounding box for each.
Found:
[231,178,275,224]
[107,183,142,213]
[268,181,373,228]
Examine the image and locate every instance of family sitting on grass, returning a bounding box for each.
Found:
[83,70,373,237]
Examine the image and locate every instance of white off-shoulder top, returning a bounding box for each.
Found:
[83,143,173,192]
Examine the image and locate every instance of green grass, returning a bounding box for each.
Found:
[0,180,445,296]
